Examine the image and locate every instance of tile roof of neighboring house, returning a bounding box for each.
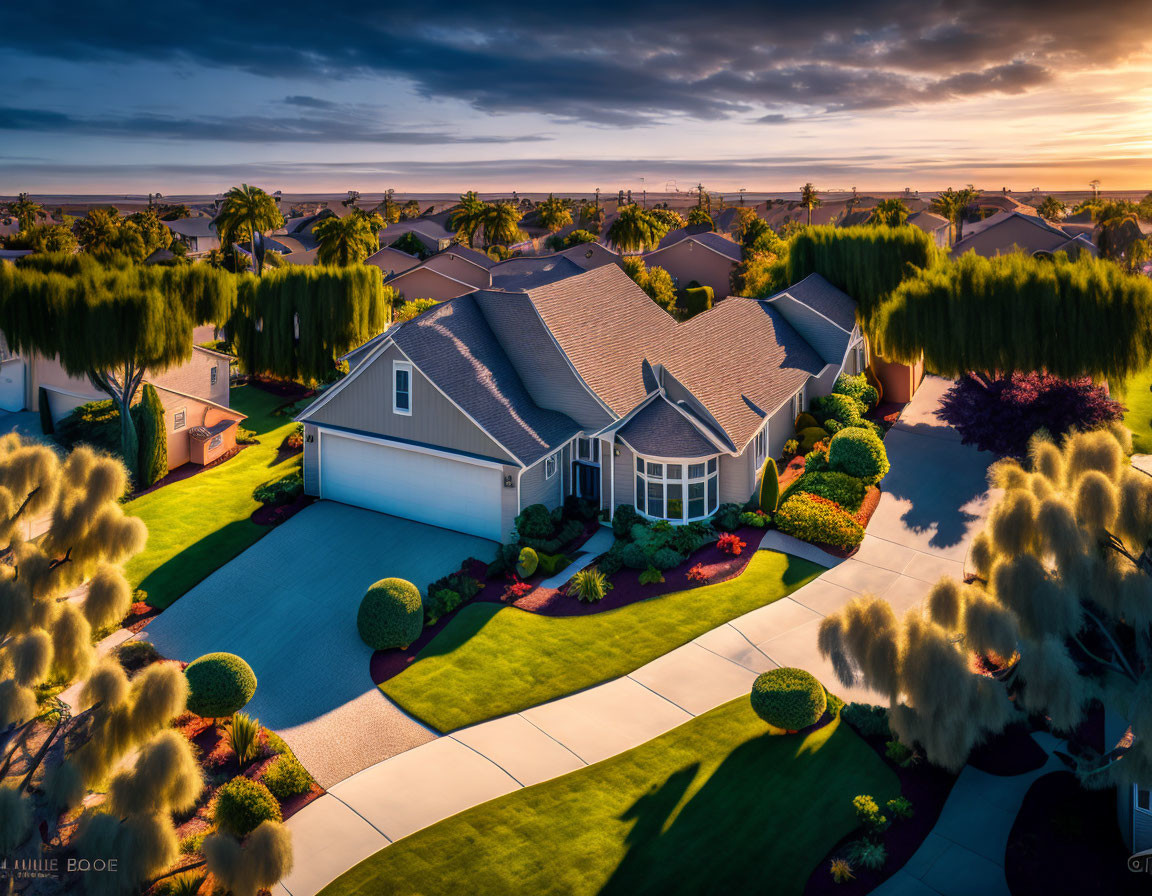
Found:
[385,265,477,297]
[390,296,580,465]
[656,223,714,249]
[382,219,453,241]
[647,231,743,264]
[163,216,217,238]
[617,396,717,458]
[838,209,872,227]
[144,248,176,265]
[444,245,496,269]
[555,242,621,270]
[906,210,949,232]
[364,246,421,275]
[767,273,857,332]
[952,210,1079,255]
[489,255,585,290]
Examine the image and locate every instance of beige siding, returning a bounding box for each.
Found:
[152,347,230,408]
[643,241,737,297]
[304,342,514,464]
[303,423,320,495]
[809,364,841,401]
[421,253,492,289]
[766,398,799,470]
[719,451,753,505]
[612,439,636,512]
[388,267,475,301]
[520,448,563,511]
[149,386,243,470]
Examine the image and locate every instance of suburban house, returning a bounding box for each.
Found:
[162,216,220,256]
[642,231,743,296]
[906,211,952,247]
[380,219,454,255]
[364,246,422,278]
[0,340,244,472]
[951,210,1098,258]
[553,241,623,271]
[297,264,863,542]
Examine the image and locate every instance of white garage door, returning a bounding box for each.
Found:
[319,432,504,541]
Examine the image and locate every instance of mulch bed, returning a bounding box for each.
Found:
[804,722,957,896]
[251,493,315,526]
[123,600,160,634]
[1006,770,1146,896]
[866,402,906,430]
[778,453,807,489]
[968,722,1049,776]
[245,376,316,400]
[129,445,248,499]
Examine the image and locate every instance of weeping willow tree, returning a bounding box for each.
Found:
[818,426,1152,786]
[204,820,294,896]
[0,255,237,478]
[871,251,1152,384]
[229,264,393,383]
[786,225,939,325]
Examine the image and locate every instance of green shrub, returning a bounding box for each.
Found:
[185,653,257,718]
[782,438,800,458]
[56,399,143,459]
[638,566,664,586]
[516,547,539,578]
[805,444,830,472]
[670,522,712,555]
[212,776,282,837]
[115,638,158,672]
[886,796,914,819]
[846,839,887,871]
[612,504,643,539]
[357,578,423,650]
[514,504,553,540]
[253,471,304,506]
[678,285,713,318]
[137,383,167,488]
[829,858,855,884]
[569,568,609,602]
[739,511,769,528]
[236,426,258,444]
[884,739,919,767]
[710,503,744,532]
[536,552,570,577]
[798,426,830,453]
[749,667,827,730]
[833,373,879,410]
[811,392,865,429]
[758,457,780,513]
[776,493,864,550]
[263,753,313,800]
[620,542,650,570]
[651,547,683,571]
[842,703,891,739]
[828,428,890,485]
[226,711,261,765]
[852,794,889,836]
[424,588,463,626]
[794,411,819,431]
[784,470,866,513]
[178,831,206,856]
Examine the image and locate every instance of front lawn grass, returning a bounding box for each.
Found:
[320,700,898,896]
[1117,362,1152,454]
[381,550,822,731]
[124,385,302,609]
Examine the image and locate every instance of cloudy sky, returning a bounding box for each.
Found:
[1,1,1150,194]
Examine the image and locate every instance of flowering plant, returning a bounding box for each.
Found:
[717,533,746,556]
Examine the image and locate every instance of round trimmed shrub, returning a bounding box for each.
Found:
[516,547,539,578]
[212,776,282,836]
[750,667,827,730]
[185,653,257,719]
[357,578,423,650]
[828,427,890,484]
[798,426,830,453]
[794,412,819,431]
[620,542,651,570]
[651,547,684,571]
[262,753,313,800]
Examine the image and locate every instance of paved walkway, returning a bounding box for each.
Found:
[872,732,1064,896]
[1133,454,1152,478]
[278,377,998,896]
[538,526,615,588]
[143,502,497,788]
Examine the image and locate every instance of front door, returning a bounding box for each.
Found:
[574,462,600,502]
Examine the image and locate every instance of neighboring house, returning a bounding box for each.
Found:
[489,256,585,290]
[554,241,623,271]
[385,265,478,302]
[297,265,863,542]
[364,246,422,278]
[162,216,220,256]
[951,210,1098,258]
[906,211,951,247]
[418,250,493,290]
[379,219,453,255]
[0,339,241,472]
[642,231,743,297]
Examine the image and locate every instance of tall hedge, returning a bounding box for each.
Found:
[787,225,939,325]
[872,252,1152,383]
[137,383,167,487]
[758,457,780,513]
[229,264,393,383]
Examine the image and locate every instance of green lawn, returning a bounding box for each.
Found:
[1117,362,1152,454]
[124,385,302,609]
[381,550,822,732]
[321,701,899,896]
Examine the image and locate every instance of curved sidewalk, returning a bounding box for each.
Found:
[278,377,995,896]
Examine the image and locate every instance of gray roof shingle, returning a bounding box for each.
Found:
[391,295,580,465]
[489,255,585,290]
[618,397,717,458]
[768,273,857,332]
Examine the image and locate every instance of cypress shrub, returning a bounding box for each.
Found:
[758,457,780,513]
[136,383,167,487]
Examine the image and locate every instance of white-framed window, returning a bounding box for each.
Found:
[753,425,767,466]
[575,437,599,463]
[791,385,807,422]
[393,361,412,416]
[1138,787,1152,814]
[634,455,719,523]
[210,366,218,387]
[173,409,186,431]
[545,453,558,479]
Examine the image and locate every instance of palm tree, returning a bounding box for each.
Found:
[606,204,664,253]
[1093,200,1141,260]
[799,183,821,226]
[448,191,486,248]
[537,194,572,233]
[866,198,910,227]
[1037,195,1066,222]
[686,207,714,229]
[215,184,285,275]
[479,202,523,248]
[314,213,382,266]
[929,186,980,243]
[9,195,42,231]
[74,208,124,257]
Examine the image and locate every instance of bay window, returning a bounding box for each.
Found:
[635,455,719,523]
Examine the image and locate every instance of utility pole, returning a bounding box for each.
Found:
[739,188,746,207]
[640,177,646,209]
[595,188,600,209]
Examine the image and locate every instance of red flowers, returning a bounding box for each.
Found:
[717,533,746,556]
[686,563,710,584]
[502,580,533,602]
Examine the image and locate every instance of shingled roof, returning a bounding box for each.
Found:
[390,296,580,465]
[768,273,857,332]
[617,396,718,458]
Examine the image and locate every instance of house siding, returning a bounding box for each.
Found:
[613,439,636,511]
[520,449,563,511]
[643,241,737,297]
[152,347,230,408]
[387,267,475,302]
[472,292,614,432]
[719,450,753,505]
[769,295,850,364]
[421,253,492,289]
[304,342,515,464]
[765,398,799,468]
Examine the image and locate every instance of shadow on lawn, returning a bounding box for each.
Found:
[139,518,263,610]
[599,729,848,896]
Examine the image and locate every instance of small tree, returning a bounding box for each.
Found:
[929,186,980,243]
[137,383,168,488]
[314,212,384,266]
[1037,196,1066,222]
[818,426,1152,784]
[758,457,780,513]
[537,194,572,233]
[606,205,666,253]
[867,199,910,227]
[799,183,822,226]
[621,257,676,314]
[215,185,285,276]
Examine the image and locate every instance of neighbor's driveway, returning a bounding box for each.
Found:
[143,501,498,787]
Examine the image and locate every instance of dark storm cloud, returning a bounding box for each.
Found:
[1,1,1147,125]
[0,106,547,144]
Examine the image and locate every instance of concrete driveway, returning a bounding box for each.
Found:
[144,501,498,787]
